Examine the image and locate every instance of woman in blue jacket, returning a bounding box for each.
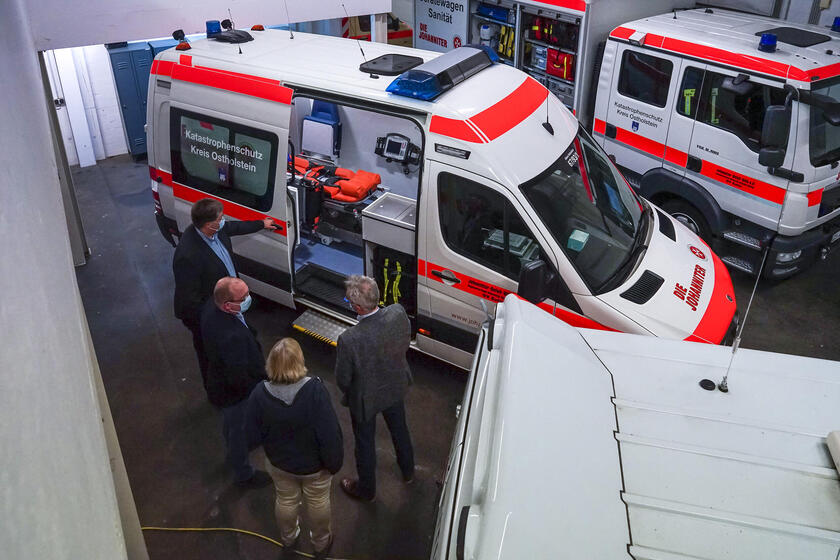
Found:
[245,337,343,558]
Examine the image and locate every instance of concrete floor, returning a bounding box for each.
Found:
[73,155,840,559]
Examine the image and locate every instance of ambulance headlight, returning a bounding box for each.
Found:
[776,249,801,263]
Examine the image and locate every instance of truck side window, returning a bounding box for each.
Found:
[438,173,544,281]
[617,50,673,108]
[677,67,705,119]
[170,108,278,211]
[694,71,787,153]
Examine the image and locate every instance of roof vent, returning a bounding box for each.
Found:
[656,209,676,241]
[359,54,423,77]
[206,19,253,44]
[620,270,665,304]
[755,27,830,48]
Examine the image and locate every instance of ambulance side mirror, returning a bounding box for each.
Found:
[759,105,788,168]
[518,260,549,303]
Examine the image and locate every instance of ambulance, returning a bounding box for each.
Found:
[591,8,840,278]
[146,25,737,369]
[432,294,840,558]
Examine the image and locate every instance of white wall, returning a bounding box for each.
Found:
[27,0,391,50]
[0,0,130,557]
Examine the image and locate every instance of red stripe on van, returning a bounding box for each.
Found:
[535,0,586,12]
[179,54,193,66]
[684,250,736,344]
[699,160,786,205]
[593,118,606,135]
[170,64,293,104]
[429,115,486,143]
[470,77,548,141]
[149,166,287,236]
[808,189,823,207]
[150,60,175,77]
[610,27,636,40]
[664,146,688,168]
[420,260,615,331]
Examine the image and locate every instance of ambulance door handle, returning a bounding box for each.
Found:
[605,123,617,139]
[432,269,461,285]
[687,155,702,172]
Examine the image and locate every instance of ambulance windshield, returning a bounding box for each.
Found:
[520,127,644,293]
[810,77,840,167]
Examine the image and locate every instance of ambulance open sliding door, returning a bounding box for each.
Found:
[168,94,294,307]
[598,43,683,190]
[417,161,559,367]
[683,67,791,231]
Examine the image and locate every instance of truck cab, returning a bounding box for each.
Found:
[594,8,840,278]
[147,27,736,369]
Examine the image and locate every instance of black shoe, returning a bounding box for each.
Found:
[340,478,375,502]
[313,534,333,560]
[237,470,272,489]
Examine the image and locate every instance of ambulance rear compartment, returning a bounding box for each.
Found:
[286,94,423,319]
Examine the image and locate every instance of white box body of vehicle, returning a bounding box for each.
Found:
[146,28,736,370]
[432,294,840,558]
[593,8,840,278]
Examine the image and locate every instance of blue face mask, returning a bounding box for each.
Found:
[238,293,252,313]
[209,218,226,232]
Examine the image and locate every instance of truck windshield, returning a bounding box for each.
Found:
[520,127,644,293]
[810,76,840,167]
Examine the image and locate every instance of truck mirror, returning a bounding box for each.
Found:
[517,259,548,303]
[758,105,790,170]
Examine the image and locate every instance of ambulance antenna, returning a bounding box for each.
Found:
[541,92,554,135]
[673,9,678,19]
[283,0,295,39]
[227,8,234,29]
[342,3,368,63]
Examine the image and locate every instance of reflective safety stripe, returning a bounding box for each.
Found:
[417,259,616,331]
[149,166,287,236]
[684,249,736,344]
[150,59,293,104]
[594,119,787,205]
[534,0,586,12]
[808,189,823,207]
[430,77,547,144]
[609,27,840,82]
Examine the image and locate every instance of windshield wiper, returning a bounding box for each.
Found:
[597,202,650,293]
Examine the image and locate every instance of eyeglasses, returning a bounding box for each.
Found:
[343,297,353,309]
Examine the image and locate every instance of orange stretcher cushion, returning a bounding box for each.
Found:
[332,169,381,202]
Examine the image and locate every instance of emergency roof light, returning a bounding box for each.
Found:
[833,17,840,32]
[206,20,222,37]
[386,46,496,101]
[758,33,777,53]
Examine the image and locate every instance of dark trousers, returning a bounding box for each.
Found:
[351,400,414,498]
[221,398,255,482]
[183,319,209,388]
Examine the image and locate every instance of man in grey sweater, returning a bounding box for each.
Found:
[335,275,415,502]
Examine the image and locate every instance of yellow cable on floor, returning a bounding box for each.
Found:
[141,526,347,559]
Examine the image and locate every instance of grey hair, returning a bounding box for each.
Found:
[345,275,379,312]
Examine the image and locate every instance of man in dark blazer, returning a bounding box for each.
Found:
[173,198,275,386]
[201,277,270,487]
[335,275,415,502]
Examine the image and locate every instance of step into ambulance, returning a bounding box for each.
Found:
[591,8,840,278]
[433,295,840,558]
[146,26,737,369]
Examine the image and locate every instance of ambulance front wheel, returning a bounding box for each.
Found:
[661,199,712,242]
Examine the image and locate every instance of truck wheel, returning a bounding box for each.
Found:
[660,199,712,241]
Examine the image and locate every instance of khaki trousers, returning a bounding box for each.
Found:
[265,459,333,551]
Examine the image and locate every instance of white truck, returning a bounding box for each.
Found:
[591,8,840,278]
[432,294,840,558]
[147,25,737,369]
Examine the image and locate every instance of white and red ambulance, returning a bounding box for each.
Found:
[591,8,840,278]
[146,26,736,368]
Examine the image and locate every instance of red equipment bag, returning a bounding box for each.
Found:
[546,49,575,81]
[323,168,381,202]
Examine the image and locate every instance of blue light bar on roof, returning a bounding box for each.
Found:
[386,46,496,101]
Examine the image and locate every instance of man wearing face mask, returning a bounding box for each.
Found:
[201,277,271,487]
[173,198,276,388]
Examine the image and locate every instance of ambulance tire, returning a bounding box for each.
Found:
[660,199,712,242]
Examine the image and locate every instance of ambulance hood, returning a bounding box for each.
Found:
[597,206,737,344]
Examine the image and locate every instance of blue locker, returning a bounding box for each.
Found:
[107,41,153,157]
